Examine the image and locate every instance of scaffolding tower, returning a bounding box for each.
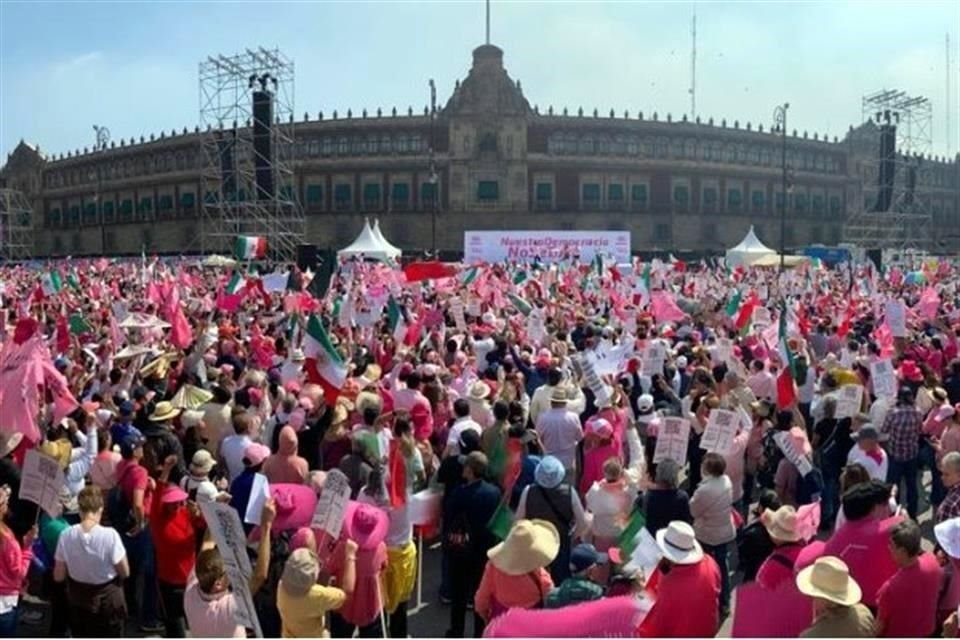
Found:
[843,89,934,250]
[0,188,34,261]
[199,48,304,261]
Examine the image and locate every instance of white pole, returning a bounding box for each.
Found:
[416,532,424,610]
[377,578,388,638]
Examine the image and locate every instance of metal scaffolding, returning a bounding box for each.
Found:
[843,89,934,250]
[0,188,34,261]
[198,47,304,261]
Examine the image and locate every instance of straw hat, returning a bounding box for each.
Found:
[549,387,569,404]
[149,401,182,423]
[655,521,703,565]
[362,364,382,382]
[0,433,23,459]
[761,506,803,543]
[189,449,216,476]
[469,381,492,401]
[281,548,320,597]
[487,519,560,576]
[356,390,382,416]
[795,556,862,606]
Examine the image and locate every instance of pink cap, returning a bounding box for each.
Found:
[243,443,271,467]
[160,484,189,504]
[586,416,613,439]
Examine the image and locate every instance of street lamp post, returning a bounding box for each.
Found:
[773,104,789,271]
[428,79,438,257]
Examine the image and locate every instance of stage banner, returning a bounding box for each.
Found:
[464,231,631,264]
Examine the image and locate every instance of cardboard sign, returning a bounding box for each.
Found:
[311,468,351,539]
[885,301,907,337]
[834,384,864,420]
[700,409,738,455]
[870,358,897,399]
[199,501,262,637]
[244,473,271,526]
[576,354,612,408]
[20,449,65,518]
[653,417,691,464]
[773,431,814,476]
[450,297,467,333]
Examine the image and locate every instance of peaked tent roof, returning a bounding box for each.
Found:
[371,219,402,258]
[337,218,400,261]
[725,225,777,267]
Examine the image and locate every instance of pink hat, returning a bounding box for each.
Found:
[160,484,189,504]
[289,527,316,553]
[270,484,318,532]
[248,387,264,408]
[585,416,613,439]
[284,380,302,395]
[243,443,271,467]
[899,360,923,383]
[288,409,306,431]
[343,501,388,550]
[398,362,415,378]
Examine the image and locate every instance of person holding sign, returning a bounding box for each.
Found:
[0,484,36,636]
[277,541,357,638]
[689,453,735,616]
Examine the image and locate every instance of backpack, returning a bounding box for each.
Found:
[105,465,137,533]
[795,467,824,506]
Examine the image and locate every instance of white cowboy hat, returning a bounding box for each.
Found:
[935,517,960,559]
[795,556,862,606]
[468,381,491,401]
[761,506,803,543]
[487,519,560,576]
[655,521,703,565]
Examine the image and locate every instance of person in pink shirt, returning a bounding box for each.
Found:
[578,417,621,498]
[755,506,807,590]
[90,428,121,491]
[475,519,556,622]
[796,480,903,609]
[0,485,36,635]
[875,520,943,638]
[392,371,434,442]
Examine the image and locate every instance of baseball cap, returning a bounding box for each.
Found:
[569,543,620,573]
[120,434,146,457]
[119,401,136,416]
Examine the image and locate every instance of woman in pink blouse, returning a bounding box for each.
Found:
[326,502,388,638]
[0,485,36,636]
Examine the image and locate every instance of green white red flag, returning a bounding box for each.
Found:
[234,235,267,260]
[303,314,347,404]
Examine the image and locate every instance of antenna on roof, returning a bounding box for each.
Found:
[486,0,491,45]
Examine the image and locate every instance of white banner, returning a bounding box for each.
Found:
[654,417,691,464]
[885,301,907,338]
[835,384,864,419]
[464,231,631,264]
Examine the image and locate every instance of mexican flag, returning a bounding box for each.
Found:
[387,297,407,343]
[303,314,347,403]
[461,266,480,285]
[41,271,63,296]
[507,293,532,317]
[234,235,267,260]
[225,271,246,295]
[733,293,759,336]
[725,289,743,318]
[776,303,797,409]
[512,270,528,286]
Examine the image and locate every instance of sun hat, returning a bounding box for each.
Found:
[0,433,23,459]
[190,449,216,476]
[549,388,569,404]
[362,363,383,382]
[149,401,181,423]
[160,484,189,504]
[935,518,960,559]
[356,390,382,416]
[487,519,560,575]
[585,416,613,439]
[534,455,566,490]
[469,381,492,401]
[290,349,306,363]
[655,521,703,565]
[270,483,318,532]
[281,548,320,597]
[343,501,389,550]
[243,443,271,467]
[795,556,862,606]
[761,506,803,543]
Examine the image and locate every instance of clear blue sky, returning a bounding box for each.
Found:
[1,0,958,161]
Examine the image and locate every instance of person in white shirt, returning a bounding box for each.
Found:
[530,369,587,425]
[535,388,584,478]
[220,413,255,482]
[746,360,777,403]
[846,425,888,482]
[445,399,482,456]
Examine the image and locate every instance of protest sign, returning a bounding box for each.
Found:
[20,449,64,518]
[870,359,897,399]
[466,298,482,318]
[584,340,633,377]
[576,354,612,408]
[244,473,271,526]
[464,230,631,264]
[200,501,262,637]
[773,431,814,476]
[752,306,772,329]
[640,343,666,377]
[311,468,351,539]
[653,417,691,464]
[885,301,907,337]
[450,297,467,333]
[700,409,738,455]
[834,384,864,419]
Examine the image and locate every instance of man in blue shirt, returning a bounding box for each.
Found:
[110,401,142,449]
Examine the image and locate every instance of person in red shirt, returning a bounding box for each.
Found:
[875,520,943,638]
[637,521,721,637]
[151,454,206,638]
[755,505,807,590]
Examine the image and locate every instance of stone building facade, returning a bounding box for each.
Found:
[2,43,959,258]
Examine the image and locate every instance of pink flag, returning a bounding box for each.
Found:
[918,286,940,320]
[795,500,821,541]
[45,359,80,424]
[216,290,242,313]
[169,305,193,350]
[650,290,686,323]
[873,321,895,358]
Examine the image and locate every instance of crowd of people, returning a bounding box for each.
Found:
[0,252,958,638]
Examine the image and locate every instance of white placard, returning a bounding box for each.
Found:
[199,501,262,637]
[870,358,897,399]
[752,307,772,330]
[466,298,482,317]
[450,297,467,333]
[653,417,691,464]
[773,431,814,477]
[526,307,546,346]
[243,473,271,526]
[640,343,666,377]
[700,409,739,455]
[625,527,663,577]
[311,468,351,540]
[584,340,634,377]
[464,230,631,264]
[885,301,907,337]
[20,449,65,518]
[576,354,612,408]
[834,384,864,419]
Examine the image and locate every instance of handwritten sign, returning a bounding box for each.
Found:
[450,297,467,333]
[653,417,691,464]
[20,449,65,518]
[311,468,351,539]
[773,431,813,476]
[526,307,546,346]
[200,501,262,637]
[870,359,897,399]
[466,298,482,318]
[700,409,738,455]
[834,384,864,419]
[885,301,907,337]
[576,354,612,408]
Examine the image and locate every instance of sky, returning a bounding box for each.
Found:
[1,0,958,162]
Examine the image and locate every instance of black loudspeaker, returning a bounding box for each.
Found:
[866,249,882,270]
[216,130,237,198]
[873,124,896,212]
[253,90,274,201]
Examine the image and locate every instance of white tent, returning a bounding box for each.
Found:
[725,225,777,267]
[371,218,402,259]
[337,218,400,261]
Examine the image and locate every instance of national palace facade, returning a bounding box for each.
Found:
[2,43,958,258]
